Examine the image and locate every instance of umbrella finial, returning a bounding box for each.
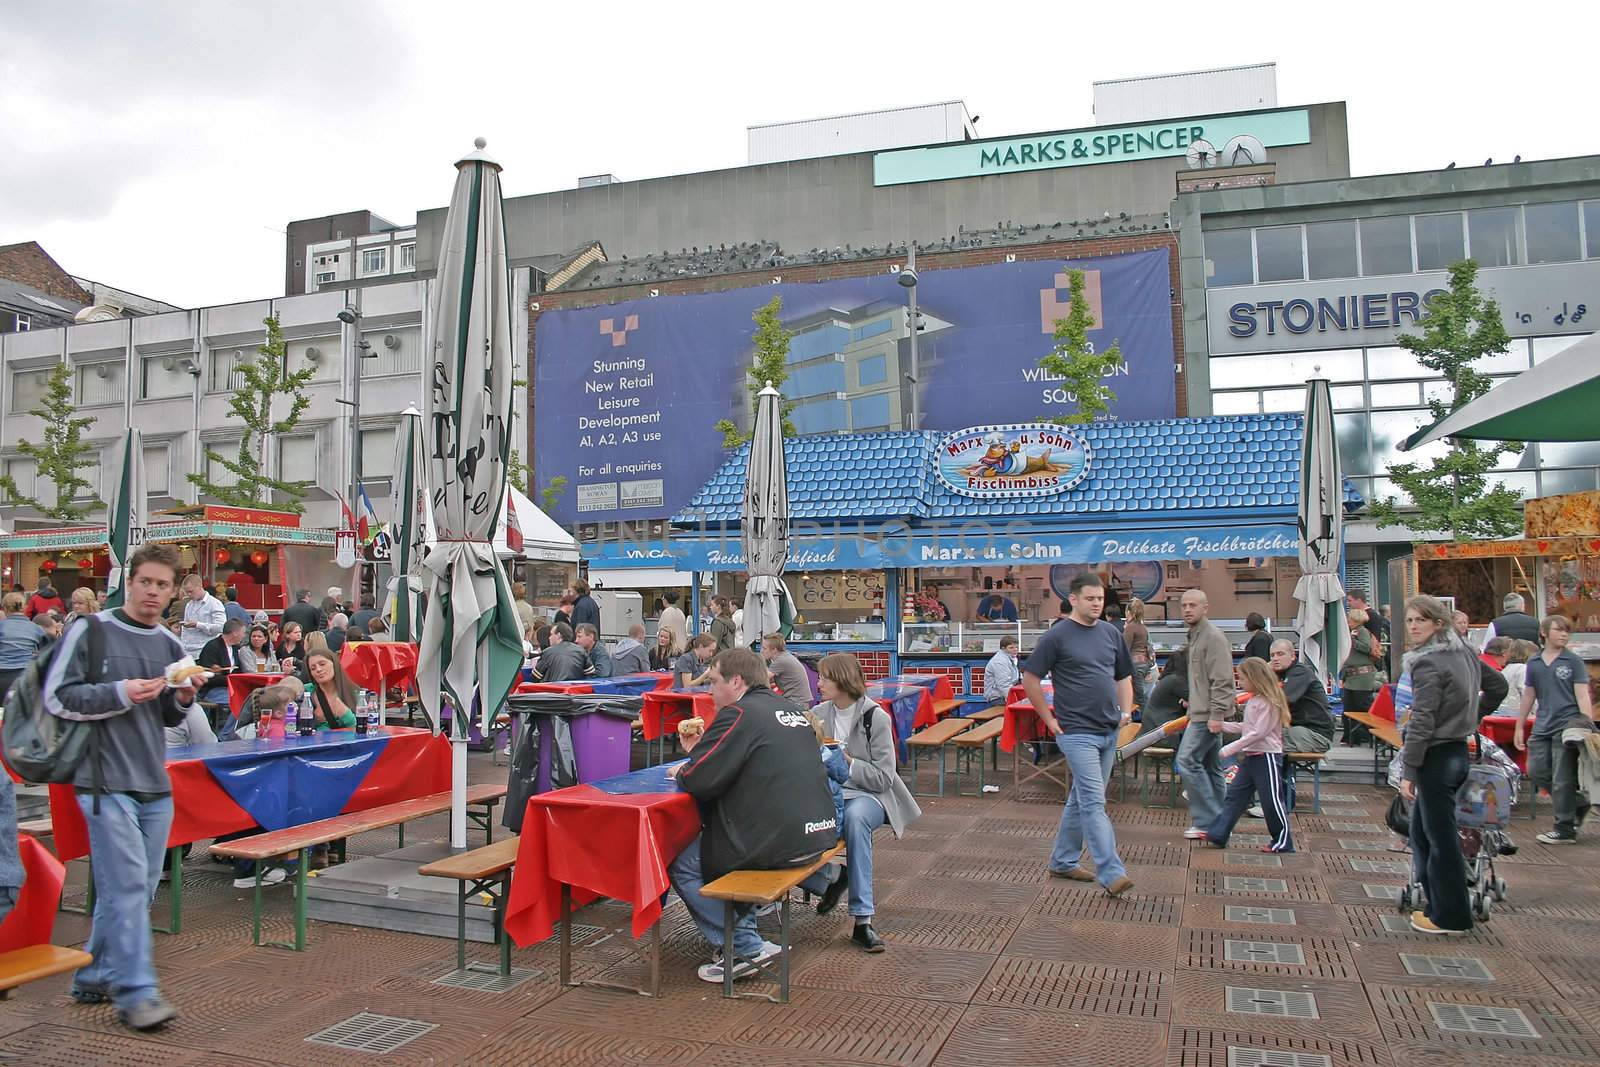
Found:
[475,137,487,150]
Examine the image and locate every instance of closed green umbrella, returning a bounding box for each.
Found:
[1294,379,1348,688]
[386,406,429,643]
[103,427,146,611]
[417,139,522,849]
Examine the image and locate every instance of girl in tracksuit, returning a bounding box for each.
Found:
[1199,657,1294,853]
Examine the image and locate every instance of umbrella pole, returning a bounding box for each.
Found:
[451,736,468,850]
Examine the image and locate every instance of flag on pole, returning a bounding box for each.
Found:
[358,485,380,541]
[505,488,524,554]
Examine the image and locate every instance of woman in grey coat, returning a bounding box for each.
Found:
[803,652,921,952]
[1397,594,1481,935]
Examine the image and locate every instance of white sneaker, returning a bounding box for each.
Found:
[1183,827,1207,840]
[696,940,781,983]
[1246,805,1264,819]
[233,867,288,890]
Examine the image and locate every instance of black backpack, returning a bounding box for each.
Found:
[2,616,105,784]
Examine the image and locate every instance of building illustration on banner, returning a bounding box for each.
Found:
[537,249,1175,525]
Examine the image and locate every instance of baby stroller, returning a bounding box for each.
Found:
[1391,733,1517,923]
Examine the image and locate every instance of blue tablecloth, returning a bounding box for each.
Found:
[166,731,393,832]
[865,683,923,762]
[589,761,688,795]
[587,673,669,698]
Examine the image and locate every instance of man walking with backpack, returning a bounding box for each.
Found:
[42,543,204,1031]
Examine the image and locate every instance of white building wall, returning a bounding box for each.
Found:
[748,101,975,164]
[1094,64,1277,125]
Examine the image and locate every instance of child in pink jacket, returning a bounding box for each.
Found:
[1197,658,1294,852]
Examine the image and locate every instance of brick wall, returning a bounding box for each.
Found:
[856,650,892,683]
[915,664,969,694]
[523,233,1185,468]
[0,242,92,307]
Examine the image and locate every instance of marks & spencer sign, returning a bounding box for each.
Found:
[873,108,1310,186]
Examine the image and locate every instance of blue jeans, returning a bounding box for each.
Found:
[800,794,886,918]
[1178,722,1226,828]
[668,835,764,959]
[1049,730,1126,887]
[74,792,173,1010]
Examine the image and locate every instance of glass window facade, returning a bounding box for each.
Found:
[1524,202,1581,264]
[1204,229,1253,287]
[857,353,887,387]
[1359,216,1413,276]
[1306,221,1358,280]
[1254,226,1305,282]
[1468,207,1520,268]
[1415,213,1465,270]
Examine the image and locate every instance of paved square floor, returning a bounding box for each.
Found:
[4,752,1597,1065]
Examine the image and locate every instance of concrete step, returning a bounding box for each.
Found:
[304,843,500,943]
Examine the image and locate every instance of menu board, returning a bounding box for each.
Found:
[796,571,886,615]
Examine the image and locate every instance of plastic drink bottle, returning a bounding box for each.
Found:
[301,683,317,735]
[365,690,381,734]
[282,699,297,738]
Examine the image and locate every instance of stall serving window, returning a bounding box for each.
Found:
[787,570,886,643]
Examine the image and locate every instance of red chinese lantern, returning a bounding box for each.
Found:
[215,548,232,566]
[250,549,270,567]
[39,559,56,573]
[78,556,94,570]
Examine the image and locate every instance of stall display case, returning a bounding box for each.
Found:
[899,621,1053,656]
[788,620,888,644]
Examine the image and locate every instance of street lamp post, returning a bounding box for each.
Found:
[336,297,374,544]
[898,242,920,431]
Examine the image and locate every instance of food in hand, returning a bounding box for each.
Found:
[165,657,213,687]
[677,717,705,737]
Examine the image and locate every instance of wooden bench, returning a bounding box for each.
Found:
[951,718,1005,794]
[967,705,1006,723]
[701,841,845,1003]
[417,836,520,978]
[929,697,963,720]
[0,945,93,1000]
[1141,747,1179,807]
[905,717,977,796]
[1284,751,1331,813]
[1342,711,1401,786]
[211,783,507,951]
[1109,723,1142,801]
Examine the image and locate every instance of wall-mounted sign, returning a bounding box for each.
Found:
[1207,259,1600,355]
[873,108,1310,186]
[935,424,1091,498]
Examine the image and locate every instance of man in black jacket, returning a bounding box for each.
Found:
[1485,592,1539,644]
[1269,640,1335,754]
[195,619,246,706]
[669,647,838,984]
[531,623,587,682]
[281,589,324,636]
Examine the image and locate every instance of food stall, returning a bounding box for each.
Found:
[0,505,343,615]
[666,416,1357,691]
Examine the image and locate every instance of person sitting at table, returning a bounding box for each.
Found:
[983,634,1021,707]
[304,650,358,730]
[675,633,717,688]
[1142,650,1188,736]
[760,632,811,702]
[802,652,921,952]
[532,623,588,682]
[366,616,392,642]
[650,626,681,672]
[610,623,651,676]
[324,612,350,654]
[345,625,367,644]
[237,624,276,673]
[670,648,841,982]
[195,619,246,707]
[275,621,307,676]
[574,623,612,678]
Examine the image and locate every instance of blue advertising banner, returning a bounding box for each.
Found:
[661,522,1300,572]
[535,249,1175,525]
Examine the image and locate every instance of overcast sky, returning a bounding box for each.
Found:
[3,1,1593,309]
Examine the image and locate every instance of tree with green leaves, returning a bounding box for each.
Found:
[187,314,317,513]
[0,361,100,521]
[540,475,568,514]
[716,296,797,448]
[1369,260,1524,541]
[1037,268,1124,425]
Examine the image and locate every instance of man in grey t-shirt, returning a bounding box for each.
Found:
[1516,614,1596,844]
[760,633,812,704]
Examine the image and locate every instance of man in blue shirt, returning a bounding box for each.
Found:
[976,593,1018,622]
[1515,614,1596,844]
[1020,572,1134,897]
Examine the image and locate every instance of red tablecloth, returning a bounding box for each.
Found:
[47,727,450,862]
[1001,697,1054,753]
[515,681,595,695]
[341,641,420,695]
[503,784,701,947]
[0,835,65,952]
[639,689,715,741]
[228,672,291,715]
[1479,714,1531,772]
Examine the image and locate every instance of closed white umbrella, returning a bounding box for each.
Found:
[417,139,523,849]
[742,383,790,646]
[1293,378,1348,687]
[103,427,146,610]
[385,406,429,642]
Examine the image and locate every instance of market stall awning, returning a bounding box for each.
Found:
[589,566,696,588]
[495,485,579,563]
[1405,332,1600,449]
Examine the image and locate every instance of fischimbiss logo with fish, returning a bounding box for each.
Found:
[936,423,1091,498]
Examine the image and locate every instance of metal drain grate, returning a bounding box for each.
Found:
[1350,859,1411,874]
[432,964,542,993]
[1380,914,1415,933]
[1225,854,1283,868]
[1223,876,1289,893]
[1330,821,1381,831]
[1226,985,1320,1019]
[1226,905,1297,925]
[306,1012,438,1053]
[1228,1049,1333,1067]
[1363,883,1402,900]
[1224,939,1306,965]
[1230,834,1272,848]
[1428,1002,1539,1038]
[1338,839,1389,850]
[1318,793,1360,802]
[1400,954,1492,980]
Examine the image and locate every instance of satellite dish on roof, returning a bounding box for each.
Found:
[1221,134,1267,167]
[74,304,122,323]
[1185,139,1217,169]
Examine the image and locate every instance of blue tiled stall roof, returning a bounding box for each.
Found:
[674,415,1363,526]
